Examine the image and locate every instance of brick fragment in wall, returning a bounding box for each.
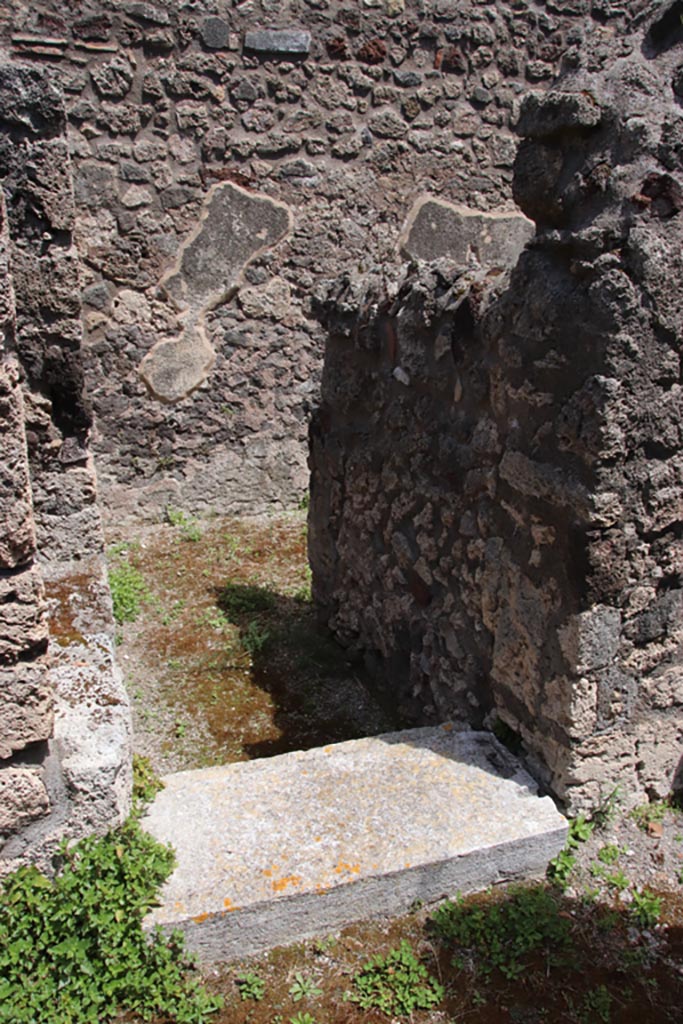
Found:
[0,564,48,664]
[0,767,50,841]
[0,662,54,758]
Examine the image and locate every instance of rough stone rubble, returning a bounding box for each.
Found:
[0,0,645,522]
[309,5,683,812]
[0,66,130,876]
[0,0,681,869]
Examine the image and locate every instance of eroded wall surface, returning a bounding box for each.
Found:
[0,0,645,521]
[310,6,683,812]
[0,65,130,875]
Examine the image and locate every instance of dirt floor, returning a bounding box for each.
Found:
[108,509,400,776]
[108,510,683,1024]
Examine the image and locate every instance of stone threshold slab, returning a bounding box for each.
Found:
[142,725,567,962]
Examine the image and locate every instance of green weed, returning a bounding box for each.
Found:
[218,582,276,619]
[630,889,663,928]
[0,821,222,1024]
[548,815,594,890]
[592,786,622,830]
[431,885,571,980]
[289,972,322,1002]
[237,972,266,1002]
[597,844,621,865]
[580,985,612,1023]
[165,506,202,542]
[346,940,444,1015]
[242,620,271,656]
[132,753,164,807]
[630,801,668,832]
[290,1014,315,1024]
[108,561,150,625]
[605,869,629,893]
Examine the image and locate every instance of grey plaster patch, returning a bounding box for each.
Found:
[138,324,216,405]
[399,197,535,269]
[140,182,292,403]
[142,726,566,961]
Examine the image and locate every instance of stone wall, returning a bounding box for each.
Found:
[0,190,54,851]
[309,4,683,813]
[0,64,130,875]
[0,0,646,522]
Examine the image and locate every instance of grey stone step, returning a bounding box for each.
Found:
[142,726,567,962]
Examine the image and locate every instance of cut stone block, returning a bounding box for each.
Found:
[244,29,312,56]
[399,197,535,269]
[143,726,567,961]
[0,767,50,840]
[0,661,53,759]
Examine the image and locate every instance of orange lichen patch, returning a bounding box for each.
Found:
[263,863,280,878]
[223,897,237,911]
[315,884,330,894]
[442,722,454,732]
[333,860,361,875]
[271,874,302,892]
[314,836,321,842]
[192,912,210,924]
[173,900,187,913]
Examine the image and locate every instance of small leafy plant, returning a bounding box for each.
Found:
[548,815,594,890]
[132,753,164,807]
[346,940,444,1015]
[630,800,668,832]
[597,844,621,865]
[581,984,612,1023]
[290,1014,315,1024]
[242,620,271,656]
[237,972,266,1002]
[630,888,663,928]
[165,505,202,542]
[289,972,322,1002]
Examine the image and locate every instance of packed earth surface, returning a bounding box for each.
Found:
[110,511,683,1024]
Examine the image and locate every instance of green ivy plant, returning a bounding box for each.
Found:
[0,819,222,1024]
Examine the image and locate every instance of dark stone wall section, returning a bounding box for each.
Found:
[309,7,683,812]
[0,0,642,522]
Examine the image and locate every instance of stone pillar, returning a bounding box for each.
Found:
[0,63,132,875]
[0,190,53,845]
